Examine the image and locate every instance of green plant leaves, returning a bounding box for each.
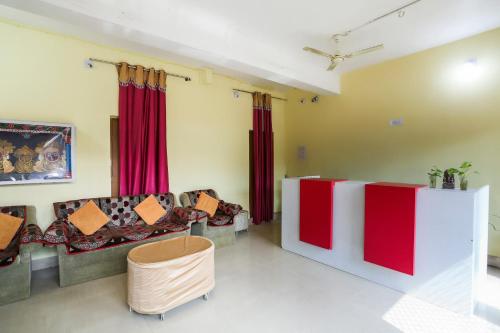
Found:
[427,162,477,183]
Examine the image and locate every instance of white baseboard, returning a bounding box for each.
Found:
[32,255,58,271]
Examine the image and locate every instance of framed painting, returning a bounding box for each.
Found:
[0,120,75,185]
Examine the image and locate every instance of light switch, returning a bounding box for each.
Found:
[389,118,403,126]
[297,146,307,160]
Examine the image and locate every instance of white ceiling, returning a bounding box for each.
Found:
[1,0,500,94]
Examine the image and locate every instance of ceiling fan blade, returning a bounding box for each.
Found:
[345,44,384,58]
[303,46,334,58]
[326,62,338,71]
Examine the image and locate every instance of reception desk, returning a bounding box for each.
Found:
[300,179,345,249]
[364,182,425,275]
[281,177,489,315]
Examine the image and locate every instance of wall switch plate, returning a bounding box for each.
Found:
[297,146,307,160]
[389,118,403,126]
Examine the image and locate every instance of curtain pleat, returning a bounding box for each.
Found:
[252,92,274,224]
[263,94,274,221]
[118,63,169,196]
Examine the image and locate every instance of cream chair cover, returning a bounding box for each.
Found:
[127,236,215,314]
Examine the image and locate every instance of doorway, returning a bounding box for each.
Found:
[110,117,119,196]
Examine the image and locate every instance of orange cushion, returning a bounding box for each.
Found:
[0,213,23,250]
[68,201,109,236]
[134,195,167,225]
[195,192,219,217]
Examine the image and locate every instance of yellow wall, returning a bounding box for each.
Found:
[285,28,500,256]
[2,18,499,260]
[0,20,286,260]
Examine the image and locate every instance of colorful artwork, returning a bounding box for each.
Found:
[0,120,74,185]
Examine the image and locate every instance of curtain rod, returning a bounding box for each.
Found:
[233,89,287,101]
[88,58,192,81]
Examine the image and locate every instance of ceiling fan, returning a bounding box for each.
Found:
[303,44,384,71]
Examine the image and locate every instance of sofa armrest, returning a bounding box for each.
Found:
[43,219,72,246]
[17,222,43,264]
[218,201,243,216]
[21,223,43,245]
[19,243,33,264]
[173,207,208,224]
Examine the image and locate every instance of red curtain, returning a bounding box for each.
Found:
[252,92,274,224]
[117,63,169,196]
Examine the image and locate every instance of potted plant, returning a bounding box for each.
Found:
[456,161,478,191]
[442,168,458,189]
[427,166,443,188]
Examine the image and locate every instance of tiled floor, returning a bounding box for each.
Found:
[1,222,499,333]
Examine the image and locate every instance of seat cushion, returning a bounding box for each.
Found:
[218,201,243,216]
[208,214,233,226]
[120,224,155,241]
[69,227,112,251]
[173,206,207,222]
[152,217,190,233]
[100,196,141,227]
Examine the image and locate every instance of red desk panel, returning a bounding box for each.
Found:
[364,182,425,275]
[299,179,345,249]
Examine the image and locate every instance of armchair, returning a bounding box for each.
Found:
[179,189,247,248]
[0,206,43,306]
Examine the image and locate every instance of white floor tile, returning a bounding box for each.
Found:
[0,222,498,332]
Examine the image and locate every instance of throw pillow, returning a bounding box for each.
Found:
[0,213,23,250]
[68,201,109,236]
[134,195,167,225]
[195,192,219,217]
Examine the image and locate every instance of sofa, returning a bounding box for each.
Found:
[0,206,43,306]
[179,189,244,248]
[43,193,195,287]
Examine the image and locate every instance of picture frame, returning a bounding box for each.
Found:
[0,119,75,185]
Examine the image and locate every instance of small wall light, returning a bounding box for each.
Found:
[84,58,94,69]
[455,58,481,83]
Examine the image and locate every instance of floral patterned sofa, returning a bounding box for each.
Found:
[179,189,243,248]
[0,206,43,306]
[43,193,195,287]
